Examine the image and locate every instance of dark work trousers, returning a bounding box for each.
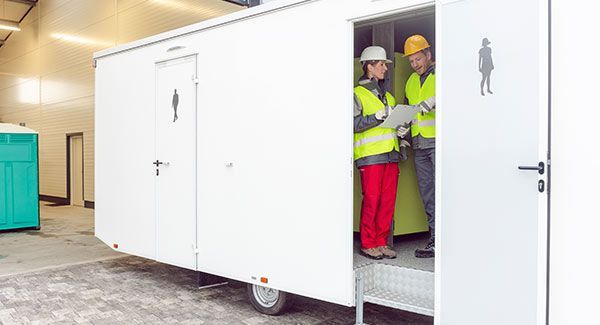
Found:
[414,148,435,237]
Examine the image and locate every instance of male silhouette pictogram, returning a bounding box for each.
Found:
[172,89,179,122]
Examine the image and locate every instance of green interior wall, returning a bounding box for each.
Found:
[353,53,429,235]
[0,133,40,231]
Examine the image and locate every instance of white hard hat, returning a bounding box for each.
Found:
[360,46,392,63]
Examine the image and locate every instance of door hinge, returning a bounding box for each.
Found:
[193,77,199,85]
[193,244,199,254]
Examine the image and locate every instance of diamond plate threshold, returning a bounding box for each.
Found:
[355,263,434,316]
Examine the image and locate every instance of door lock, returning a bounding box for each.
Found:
[538,180,545,193]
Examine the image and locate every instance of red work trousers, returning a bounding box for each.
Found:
[359,163,399,249]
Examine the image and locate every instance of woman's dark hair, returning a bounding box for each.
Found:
[362,60,380,76]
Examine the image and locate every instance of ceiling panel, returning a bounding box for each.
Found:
[1,0,31,22]
[0,0,37,48]
[0,17,38,61]
[20,4,38,25]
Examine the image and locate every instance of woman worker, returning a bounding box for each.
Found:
[353,46,399,260]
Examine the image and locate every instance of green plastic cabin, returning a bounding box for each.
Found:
[0,124,40,231]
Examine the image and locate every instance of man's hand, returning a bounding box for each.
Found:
[419,97,436,114]
[397,124,410,138]
[400,139,411,148]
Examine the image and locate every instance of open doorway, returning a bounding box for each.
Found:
[352,6,435,317]
[67,133,84,206]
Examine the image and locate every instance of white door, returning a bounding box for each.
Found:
[438,0,548,324]
[155,55,197,270]
[70,135,84,206]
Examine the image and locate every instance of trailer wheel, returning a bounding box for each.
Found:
[247,283,293,315]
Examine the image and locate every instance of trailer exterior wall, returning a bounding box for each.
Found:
[549,0,600,323]
[95,45,158,260]
[95,0,435,308]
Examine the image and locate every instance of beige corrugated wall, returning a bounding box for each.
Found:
[0,0,241,204]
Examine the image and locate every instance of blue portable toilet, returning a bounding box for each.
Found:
[0,123,40,231]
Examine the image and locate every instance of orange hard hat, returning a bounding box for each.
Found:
[404,35,430,57]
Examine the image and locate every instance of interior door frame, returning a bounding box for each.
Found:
[66,132,84,206]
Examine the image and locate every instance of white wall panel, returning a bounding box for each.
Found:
[550,0,600,323]
[41,17,116,76]
[0,77,40,108]
[38,0,71,18]
[39,0,115,47]
[39,97,94,197]
[117,0,239,44]
[41,65,94,104]
[0,0,240,202]
[118,0,147,12]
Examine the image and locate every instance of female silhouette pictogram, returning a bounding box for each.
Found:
[479,38,494,96]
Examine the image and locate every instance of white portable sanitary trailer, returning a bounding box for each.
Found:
[94,0,591,323]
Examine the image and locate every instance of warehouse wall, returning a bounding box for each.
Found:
[0,0,241,205]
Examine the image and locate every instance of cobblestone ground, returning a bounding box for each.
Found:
[0,256,433,325]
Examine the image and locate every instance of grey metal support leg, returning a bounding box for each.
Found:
[355,273,365,325]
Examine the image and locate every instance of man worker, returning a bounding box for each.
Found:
[354,46,399,260]
[398,35,436,258]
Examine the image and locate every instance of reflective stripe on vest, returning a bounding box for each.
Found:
[353,132,397,149]
[405,72,436,138]
[353,86,398,161]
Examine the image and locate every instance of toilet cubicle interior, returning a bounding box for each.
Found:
[352,8,435,273]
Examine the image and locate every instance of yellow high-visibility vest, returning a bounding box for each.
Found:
[405,72,435,138]
[353,86,398,161]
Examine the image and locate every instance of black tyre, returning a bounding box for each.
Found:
[246,283,293,315]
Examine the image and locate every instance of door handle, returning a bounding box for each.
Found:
[153,160,170,167]
[518,162,545,175]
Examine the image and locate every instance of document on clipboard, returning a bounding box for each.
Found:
[378,104,421,129]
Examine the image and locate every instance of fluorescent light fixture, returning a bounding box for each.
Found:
[0,19,20,32]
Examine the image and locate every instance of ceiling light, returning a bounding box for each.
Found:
[0,19,20,31]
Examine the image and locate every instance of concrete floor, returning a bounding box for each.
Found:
[0,204,122,277]
[0,203,433,324]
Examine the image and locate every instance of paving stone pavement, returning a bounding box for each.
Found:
[0,256,433,325]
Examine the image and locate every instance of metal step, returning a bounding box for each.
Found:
[355,263,434,316]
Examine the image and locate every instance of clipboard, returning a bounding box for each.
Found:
[378,104,421,129]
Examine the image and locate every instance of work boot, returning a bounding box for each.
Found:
[361,247,383,260]
[377,246,397,259]
[415,238,435,258]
